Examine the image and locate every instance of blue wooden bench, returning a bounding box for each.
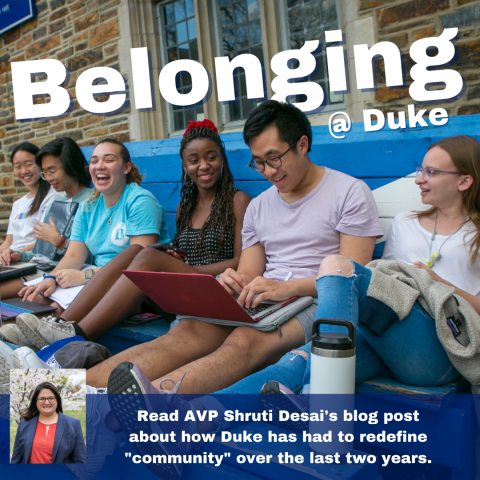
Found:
[91,113,480,480]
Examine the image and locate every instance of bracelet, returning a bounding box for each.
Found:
[55,235,66,250]
[43,274,57,282]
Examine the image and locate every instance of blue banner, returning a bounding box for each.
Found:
[1,393,477,479]
[0,0,36,36]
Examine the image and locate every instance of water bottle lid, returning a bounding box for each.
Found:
[311,319,355,351]
[312,332,355,351]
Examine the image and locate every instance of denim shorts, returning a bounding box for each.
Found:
[295,299,318,343]
[175,298,317,341]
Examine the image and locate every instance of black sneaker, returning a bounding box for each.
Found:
[259,380,309,432]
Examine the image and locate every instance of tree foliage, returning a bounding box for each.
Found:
[9,369,85,424]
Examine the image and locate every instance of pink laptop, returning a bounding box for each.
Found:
[122,271,298,323]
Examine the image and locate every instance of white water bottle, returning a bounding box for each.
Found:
[309,319,356,459]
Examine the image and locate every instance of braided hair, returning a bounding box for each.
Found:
[173,125,236,262]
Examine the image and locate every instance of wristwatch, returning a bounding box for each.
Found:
[84,269,95,281]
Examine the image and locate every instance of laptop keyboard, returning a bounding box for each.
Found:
[1,303,32,318]
[243,303,274,316]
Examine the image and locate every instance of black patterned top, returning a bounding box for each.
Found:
[177,189,239,267]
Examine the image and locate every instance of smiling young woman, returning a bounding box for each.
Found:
[0,142,59,260]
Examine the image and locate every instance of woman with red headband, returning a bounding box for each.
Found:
[12,120,251,352]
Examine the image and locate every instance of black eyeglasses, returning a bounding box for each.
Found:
[249,142,298,173]
[37,396,57,403]
[416,167,462,181]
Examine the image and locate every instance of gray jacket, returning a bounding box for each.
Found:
[366,260,480,393]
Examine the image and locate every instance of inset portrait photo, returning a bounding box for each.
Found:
[10,369,86,464]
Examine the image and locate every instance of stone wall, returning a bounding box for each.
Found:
[358,0,480,116]
[0,0,129,223]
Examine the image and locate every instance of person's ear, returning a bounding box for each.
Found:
[298,135,309,155]
[459,174,473,192]
[124,162,132,175]
[181,161,190,183]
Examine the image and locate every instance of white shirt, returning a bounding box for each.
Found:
[383,211,480,297]
[7,186,60,250]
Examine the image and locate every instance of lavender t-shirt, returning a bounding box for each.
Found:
[241,167,383,281]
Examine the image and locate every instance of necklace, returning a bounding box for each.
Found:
[106,199,120,225]
[425,211,469,267]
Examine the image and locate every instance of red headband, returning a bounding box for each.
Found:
[183,119,218,137]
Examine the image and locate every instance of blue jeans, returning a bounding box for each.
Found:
[313,260,458,386]
[198,261,458,425]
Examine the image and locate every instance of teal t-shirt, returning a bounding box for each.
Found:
[70,183,170,267]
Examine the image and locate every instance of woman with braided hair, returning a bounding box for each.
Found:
[171,120,250,270]
[10,120,250,358]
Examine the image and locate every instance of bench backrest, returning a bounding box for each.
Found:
[81,113,480,257]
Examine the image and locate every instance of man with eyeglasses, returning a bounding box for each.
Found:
[105,101,383,399]
[214,100,384,361]
[101,102,384,480]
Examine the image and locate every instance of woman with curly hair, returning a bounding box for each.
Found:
[11,382,85,464]
[13,120,250,354]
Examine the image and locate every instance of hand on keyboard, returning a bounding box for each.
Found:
[243,303,273,316]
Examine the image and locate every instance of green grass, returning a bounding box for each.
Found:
[10,409,86,456]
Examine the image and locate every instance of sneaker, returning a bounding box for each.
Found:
[0,323,38,350]
[0,341,13,394]
[12,347,51,369]
[16,314,75,349]
[259,380,309,433]
[107,362,196,480]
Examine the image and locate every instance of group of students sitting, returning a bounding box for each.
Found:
[0,101,479,413]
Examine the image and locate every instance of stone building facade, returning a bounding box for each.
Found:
[0,0,127,229]
[0,0,479,234]
[360,0,480,116]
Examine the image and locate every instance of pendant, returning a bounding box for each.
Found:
[425,257,434,268]
[108,218,112,225]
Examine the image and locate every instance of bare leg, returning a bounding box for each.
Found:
[86,319,235,388]
[0,278,25,300]
[60,244,145,324]
[152,316,306,394]
[48,302,64,318]
[71,248,202,340]
[317,254,355,278]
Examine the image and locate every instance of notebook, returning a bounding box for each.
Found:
[32,201,79,262]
